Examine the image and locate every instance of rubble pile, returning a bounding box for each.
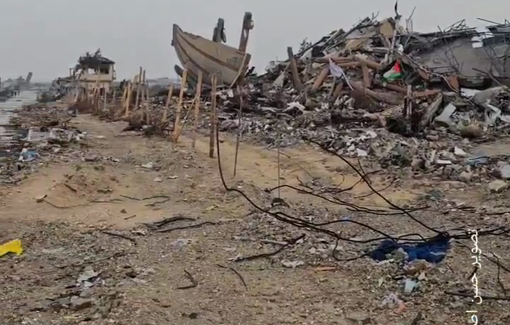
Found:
[104,13,510,186]
[227,16,510,138]
[0,103,88,184]
[214,15,510,184]
[10,103,75,128]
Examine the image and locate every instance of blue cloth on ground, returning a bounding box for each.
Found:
[370,237,449,263]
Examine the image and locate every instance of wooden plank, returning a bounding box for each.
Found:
[332,81,344,99]
[362,63,371,88]
[350,81,402,105]
[311,65,330,91]
[287,47,303,91]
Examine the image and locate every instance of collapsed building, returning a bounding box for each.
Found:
[53,49,116,102]
[235,13,510,139]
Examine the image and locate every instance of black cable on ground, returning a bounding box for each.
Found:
[213,113,510,261]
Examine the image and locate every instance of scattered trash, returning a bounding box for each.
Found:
[70,296,95,311]
[141,162,154,169]
[18,148,39,162]
[371,237,449,263]
[381,293,405,312]
[498,164,510,179]
[77,266,100,288]
[281,260,305,268]
[403,278,419,295]
[488,180,508,193]
[0,239,23,257]
[170,238,194,247]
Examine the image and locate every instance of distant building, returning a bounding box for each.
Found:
[69,50,116,94]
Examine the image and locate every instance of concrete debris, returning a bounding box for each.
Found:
[141,162,154,169]
[498,163,510,179]
[3,8,510,325]
[281,260,305,268]
[81,12,510,190]
[70,296,95,311]
[488,179,508,192]
[1,102,87,184]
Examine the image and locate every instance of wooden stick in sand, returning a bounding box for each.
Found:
[233,85,243,177]
[145,83,150,124]
[172,68,187,142]
[94,69,101,115]
[162,83,174,122]
[209,74,217,158]
[192,71,203,148]
[134,66,142,109]
[103,88,107,111]
[94,88,100,115]
[141,69,146,107]
[121,85,128,107]
[124,77,135,117]
[173,96,197,143]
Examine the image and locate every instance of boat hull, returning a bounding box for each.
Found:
[172,24,250,87]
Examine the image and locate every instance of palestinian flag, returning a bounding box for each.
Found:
[383,62,402,82]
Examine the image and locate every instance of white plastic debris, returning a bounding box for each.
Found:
[141,162,154,169]
[454,147,467,157]
[281,260,305,268]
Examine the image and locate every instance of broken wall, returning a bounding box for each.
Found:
[416,38,493,77]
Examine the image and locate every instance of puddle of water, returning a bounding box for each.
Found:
[0,91,38,157]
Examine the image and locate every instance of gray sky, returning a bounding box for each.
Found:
[1,0,509,82]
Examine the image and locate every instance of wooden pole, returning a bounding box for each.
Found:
[209,74,217,158]
[173,96,197,143]
[94,89,100,115]
[121,84,128,107]
[233,85,243,176]
[141,69,146,109]
[361,63,371,88]
[277,133,281,199]
[287,47,303,91]
[124,77,135,118]
[172,69,187,142]
[103,89,107,111]
[145,79,150,103]
[94,68,101,115]
[311,65,330,91]
[192,71,203,148]
[145,83,150,124]
[134,66,142,109]
[162,83,174,122]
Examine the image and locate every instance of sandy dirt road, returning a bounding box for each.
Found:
[1,115,508,325]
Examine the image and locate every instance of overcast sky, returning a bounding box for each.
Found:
[0,0,509,81]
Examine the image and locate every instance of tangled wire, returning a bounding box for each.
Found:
[214,124,510,262]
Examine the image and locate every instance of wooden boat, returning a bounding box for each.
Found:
[172,24,251,87]
[174,65,197,88]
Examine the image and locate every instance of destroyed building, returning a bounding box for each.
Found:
[68,49,116,94]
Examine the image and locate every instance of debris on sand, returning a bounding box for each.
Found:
[96,10,510,187]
